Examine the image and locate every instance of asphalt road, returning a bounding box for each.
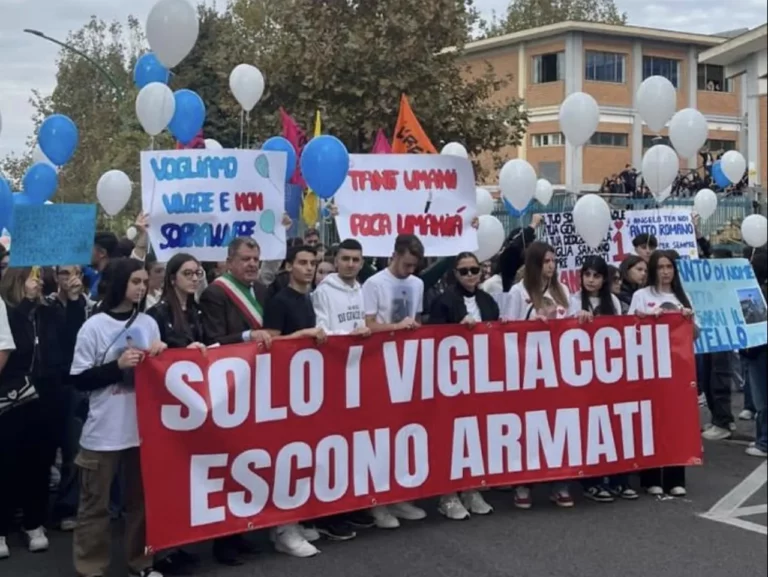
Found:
[4,404,767,577]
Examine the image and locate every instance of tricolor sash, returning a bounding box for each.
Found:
[213,274,263,329]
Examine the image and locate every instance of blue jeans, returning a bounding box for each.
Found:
[746,347,768,451]
[742,359,756,412]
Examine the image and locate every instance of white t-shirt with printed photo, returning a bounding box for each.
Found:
[362,268,424,324]
[628,286,690,315]
[71,312,161,451]
[503,281,571,321]
[568,291,623,317]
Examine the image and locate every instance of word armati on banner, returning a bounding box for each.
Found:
[136,315,700,551]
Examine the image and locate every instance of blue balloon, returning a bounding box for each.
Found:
[0,179,13,232]
[503,198,533,217]
[13,193,32,205]
[39,114,79,166]
[23,163,58,205]
[300,135,350,200]
[263,137,297,183]
[168,89,206,145]
[712,160,730,189]
[133,53,169,89]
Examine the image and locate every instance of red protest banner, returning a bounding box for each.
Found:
[136,315,700,551]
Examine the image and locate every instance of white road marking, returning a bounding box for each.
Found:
[699,461,767,536]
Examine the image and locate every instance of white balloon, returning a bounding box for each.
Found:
[573,194,611,249]
[499,159,537,210]
[31,144,58,172]
[558,92,599,147]
[125,226,138,241]
[637,76,676,133]
[475,215,505,262]
[440,142,469,159]
[641,144,679,196]
[475,187,495,216]
[655,185,672,204]
[228,64,265,112]
[668,108,708,159]
[136,82,175,136]
[205,138,223,150]
[721,150,747,184]
[97,170,132,217]
[146,0,199,68]
[693,188,718,221]
[534,179,553,206]
[741,214,768,248]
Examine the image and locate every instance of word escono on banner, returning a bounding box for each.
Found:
[332,154,478,257]
[140,149,288,262]
[136,316,700,551]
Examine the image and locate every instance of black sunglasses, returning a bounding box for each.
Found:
[456,266,481,276]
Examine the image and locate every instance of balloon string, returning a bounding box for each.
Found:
[239,110,245,149]
[149,136,155,151]
[246,111,251,149]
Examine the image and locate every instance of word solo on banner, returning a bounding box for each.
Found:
[136,315,701,551]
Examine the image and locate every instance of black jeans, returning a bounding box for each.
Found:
[640,467,686,491]
[0,399,50,536]
[699,352,734,429]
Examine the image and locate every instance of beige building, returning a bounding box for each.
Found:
[698,24,767,187]
[456,21,753,190]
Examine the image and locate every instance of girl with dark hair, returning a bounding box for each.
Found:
[628,250,695,497]
[69,258,167,577]
[147,253,206,351]
[568,257,638,502]
[428,252,499,520]
[617,255,647,313]
[501,241,573,509]
[607,264,622,297]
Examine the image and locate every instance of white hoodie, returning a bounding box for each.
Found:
[312,273,366,335]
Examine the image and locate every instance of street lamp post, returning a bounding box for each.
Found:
[23,28,124,96]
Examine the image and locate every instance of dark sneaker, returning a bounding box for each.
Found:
[584,486,614,503]
[316,522,356,541]
[345,511,375,529]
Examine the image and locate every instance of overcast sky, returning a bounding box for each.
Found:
[1,0,766,159]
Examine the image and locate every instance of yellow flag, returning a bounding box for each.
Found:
[301,110,322,228]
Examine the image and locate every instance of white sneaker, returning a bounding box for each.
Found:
[25,527,49,552]
[461,490,493,515]
[739,410,755,421]
[647,486,664,496]
[0,536,9,559]
[438,494,470,520]
[300,524,321,542]
[702,425,732,441]
[389,501,426,521]
[370,506,399,529]
[746,446,768,458]
[59,517,78,531]
[669,486,687,497]
[271,524,319,558]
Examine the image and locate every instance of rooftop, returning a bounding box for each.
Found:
[698,24,768,66]
[447,21,729,57]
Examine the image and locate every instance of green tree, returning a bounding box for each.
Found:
[482,0,627,37]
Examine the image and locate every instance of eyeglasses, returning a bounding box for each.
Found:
[456,267,481,276]
[181,269,205,279]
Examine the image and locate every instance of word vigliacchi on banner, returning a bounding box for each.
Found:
[136,315,700,551]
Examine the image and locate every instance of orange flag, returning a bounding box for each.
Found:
[391,94,437,154]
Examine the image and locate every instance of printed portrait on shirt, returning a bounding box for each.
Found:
[391,287,414,323]
[538,296,566,319]
[111,326,151,393]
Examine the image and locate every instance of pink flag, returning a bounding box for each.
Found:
[372,129,392,153]
[279,107,308,187]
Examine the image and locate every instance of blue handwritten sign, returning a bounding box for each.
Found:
[9,204,97,267]
[624,209,699,259]
[678,258,768,354]
[140,149,288,262]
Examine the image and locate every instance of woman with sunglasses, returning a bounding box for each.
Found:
[428,252,499,520]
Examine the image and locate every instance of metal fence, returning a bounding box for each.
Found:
[314,192,757,248]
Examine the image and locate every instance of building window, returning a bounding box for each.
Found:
[587,132,628,147]
[642,56,680,88]
[705,139,736,152]
[585,51,626,83]
[532,52,564,84]
[531,133,564,147]
[642,135,671,149]
[538,162,562,184]
[697,64,733,92]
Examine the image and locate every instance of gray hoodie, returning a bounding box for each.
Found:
[311,273,365,335]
